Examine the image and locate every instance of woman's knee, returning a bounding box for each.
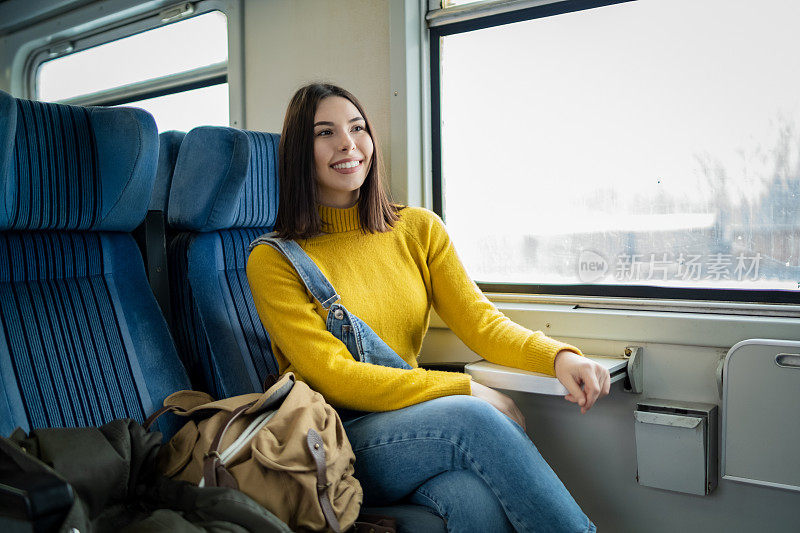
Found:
[348,395,520,442]
[424,395,525,438]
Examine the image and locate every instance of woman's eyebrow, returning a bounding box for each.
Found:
[313,117,365,127]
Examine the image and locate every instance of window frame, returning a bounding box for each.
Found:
[24,0,243,127]
[428,0,798,305]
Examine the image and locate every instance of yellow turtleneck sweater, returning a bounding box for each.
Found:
[246,204,582,412]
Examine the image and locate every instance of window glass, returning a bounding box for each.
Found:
[37,11,227,102]
[120,83,229,132]
[439,0,800,292]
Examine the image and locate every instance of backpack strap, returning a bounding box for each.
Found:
[249,233,340,310]
[143,389,216,431]
[306,429,341,533]
[202,401,256,490]
[143,404,186,432]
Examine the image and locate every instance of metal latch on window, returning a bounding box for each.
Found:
[48,41,74,58]
[160,2,195,23]
[623,345,643,393]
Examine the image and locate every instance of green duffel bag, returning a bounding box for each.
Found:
[0,418,292,533]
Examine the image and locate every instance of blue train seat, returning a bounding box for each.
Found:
[166,126,280,397]
[0,91,190,438]
[167,126,447,532]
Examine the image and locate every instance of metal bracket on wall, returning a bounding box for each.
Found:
[623,346,643,393]
[715,356,726,399]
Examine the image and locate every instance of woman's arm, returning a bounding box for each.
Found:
[419,211,610,412]
[246,244,472,412]
[421,212,578,375]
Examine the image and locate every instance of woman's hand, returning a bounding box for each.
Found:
[470,380,526,431]
[554,350,610,414]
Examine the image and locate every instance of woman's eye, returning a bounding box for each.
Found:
[352,125,365,132]
[316,129,332,137]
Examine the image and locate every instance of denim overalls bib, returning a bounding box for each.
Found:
[249,233,412,372]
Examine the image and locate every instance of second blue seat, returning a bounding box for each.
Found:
[166,126,446,533]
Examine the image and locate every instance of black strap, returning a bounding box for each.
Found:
[143,209,172,324]
[351,515,397,533]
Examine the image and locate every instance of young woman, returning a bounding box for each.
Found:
[247,83,609,532]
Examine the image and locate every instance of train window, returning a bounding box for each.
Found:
[33,9,229,131]
[430,0,800,303]
[120,83,229,134]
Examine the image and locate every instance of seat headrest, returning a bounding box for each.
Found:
[0,91,158,231]
[150,130,186,212]
[167,126,279,232]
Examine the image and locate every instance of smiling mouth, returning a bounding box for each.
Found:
[332,160,362,170]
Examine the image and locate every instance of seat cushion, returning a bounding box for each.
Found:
[0,231,189,437]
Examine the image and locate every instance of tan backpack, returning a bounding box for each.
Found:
[146,372,363,532]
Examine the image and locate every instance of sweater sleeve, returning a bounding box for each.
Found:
[420,211,582,376]
[246,244,472,411]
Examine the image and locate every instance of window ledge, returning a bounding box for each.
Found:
[485,293,800,318]
[427,298,800,350]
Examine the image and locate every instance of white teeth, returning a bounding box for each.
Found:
[332,161,360,169]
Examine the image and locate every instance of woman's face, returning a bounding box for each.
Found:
[312,96,374,208]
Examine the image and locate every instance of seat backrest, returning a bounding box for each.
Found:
[0,91,190,437]
[167,126,279,398]
[151,130,186,214]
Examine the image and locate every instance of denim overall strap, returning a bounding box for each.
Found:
[249,233,412,373]
[249,232,412,422]
[248,233,340,309]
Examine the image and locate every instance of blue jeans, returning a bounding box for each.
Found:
[344,395,596,533]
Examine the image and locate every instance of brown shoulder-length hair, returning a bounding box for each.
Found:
[274,83,402,239]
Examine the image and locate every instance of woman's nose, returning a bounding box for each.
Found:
[340,135,355,152]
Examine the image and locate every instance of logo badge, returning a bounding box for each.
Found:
[578,250,608,283]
